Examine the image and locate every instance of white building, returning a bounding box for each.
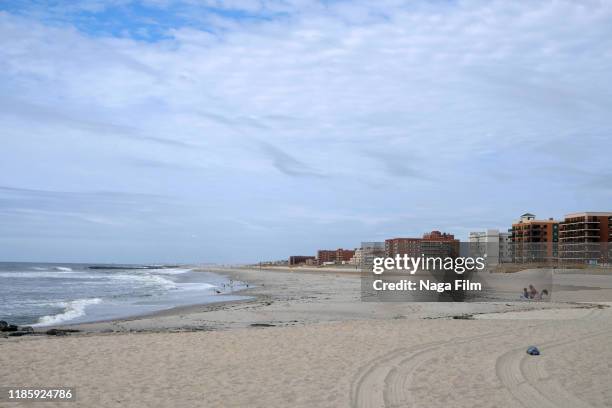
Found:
[350,242,385,266]
[349,248,362,265]
[498,232,512,263]
[469,229,512,265]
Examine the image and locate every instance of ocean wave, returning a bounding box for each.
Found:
[106,273,178,290]
[0,271,87,279]
[145,268,193,275]
[33,298,102,327]
[178,282,216,291]
[26,266,73,272]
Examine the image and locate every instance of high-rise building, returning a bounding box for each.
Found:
[559,212,612,264]
[510,213,559,263]
[499,231,512,263]
[469,229,511,265]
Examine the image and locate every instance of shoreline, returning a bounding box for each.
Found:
[5,265,607,337]
[46,265,359,332]
[28,265,594,335]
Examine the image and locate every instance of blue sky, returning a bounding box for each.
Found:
[1,0,611,263]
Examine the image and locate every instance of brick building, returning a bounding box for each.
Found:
[317,250,336,264]
[316,248,355,265]
[385,238,421,258]
[336,248,355,263]
[510,213,559,263]
[559,212,612,264]
[385,231,459,259]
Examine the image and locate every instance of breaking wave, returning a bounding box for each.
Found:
[34,298,103,327]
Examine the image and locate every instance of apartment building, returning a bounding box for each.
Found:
[336,248,355,263]
[288,256,316,266]
[422,230,460,258]
[510,213,559,262]
[352,242,385,266]
[499,232,512,263]
[385,231,459,259]
[349,248,362,265]
[317,250,337,264]
[559,212,612,264]
[385,237,421,258]
[316,248,355,265]
[469,229,512,265]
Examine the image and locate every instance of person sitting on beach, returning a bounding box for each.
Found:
[528,284,538,299]
[521,288,529,299]
[536,289,549,300]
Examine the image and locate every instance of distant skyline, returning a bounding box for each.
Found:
[1,1,611,263]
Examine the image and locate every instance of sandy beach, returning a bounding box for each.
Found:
[2,266,612,407]
[3,1,612,406]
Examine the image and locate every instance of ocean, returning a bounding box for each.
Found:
[0,262,249,326]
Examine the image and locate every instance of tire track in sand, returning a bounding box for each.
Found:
[350,332,502,408]
[351,304,610,408]
[496,306,611,408]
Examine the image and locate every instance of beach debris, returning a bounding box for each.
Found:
[8,331,34,337]
[1,322,82,339]
[526,346,540,356]
[452,314,474,320]
[45,329,80,336]
[0,322,37,337]
[250,323,276,327]
[0,321,19,332]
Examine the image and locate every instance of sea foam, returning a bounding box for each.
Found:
[34,298,102,327]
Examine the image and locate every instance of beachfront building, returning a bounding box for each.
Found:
[510,213,559,263]
[316,248,355,265]
[385,237,420,258]
[336,248,355,263]
[317,250,336,264]
[422,231,460,258]
[350,243,386,266]
[349,248,362,265]
[288,256,316,266]
[499,232,512,263]
[470,229,499,265]
[357,242,385,266]
[559,212,612,265]
[469,229,512,265]
[385,231,459,259]
[470,229,512,265]
[304,258,318,266]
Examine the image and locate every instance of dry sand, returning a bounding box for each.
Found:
[1,266,611,408]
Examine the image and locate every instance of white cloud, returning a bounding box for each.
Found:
[1,1,611,261]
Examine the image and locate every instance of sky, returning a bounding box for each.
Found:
[1,0,611,264]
